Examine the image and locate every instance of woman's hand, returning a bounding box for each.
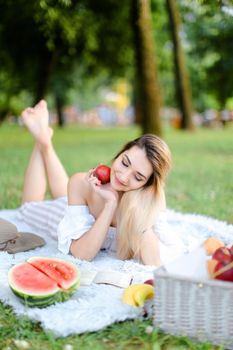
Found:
[86,169,119,206]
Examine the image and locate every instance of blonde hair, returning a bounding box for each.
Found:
[114,134,171,260]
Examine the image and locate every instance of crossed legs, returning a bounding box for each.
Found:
[21,100,69,204]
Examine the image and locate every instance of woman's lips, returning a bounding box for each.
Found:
[114,174,126,187]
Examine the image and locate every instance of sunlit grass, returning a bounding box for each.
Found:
[0,303,221,350]
[165,127,233,223]
[0,123,232,223]
[0,123,232,349]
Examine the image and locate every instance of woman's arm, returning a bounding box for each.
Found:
[70,201,116,260]
[68,172,118,261]
[140,228,162,266]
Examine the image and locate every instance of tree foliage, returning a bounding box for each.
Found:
[180,1,233,111]
[0,0,232,127]
[0,0,133,121]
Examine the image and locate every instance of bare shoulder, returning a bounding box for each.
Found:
[68,172,89,205]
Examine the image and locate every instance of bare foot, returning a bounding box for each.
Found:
[22,100,52,145]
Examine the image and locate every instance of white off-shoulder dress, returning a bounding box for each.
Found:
[19,196,190,265]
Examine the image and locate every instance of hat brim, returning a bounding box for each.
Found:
[6,232,46,254]
[0,218,19,243]
[0,219,45,253]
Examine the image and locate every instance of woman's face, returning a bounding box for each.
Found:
[111,146,153,192]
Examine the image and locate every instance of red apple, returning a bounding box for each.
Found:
[94,165,111,184]
[214,259,233,282]
[212,247,232,262]
[144,279,154,286]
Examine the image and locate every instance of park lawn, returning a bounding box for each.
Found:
[0,123,232,350]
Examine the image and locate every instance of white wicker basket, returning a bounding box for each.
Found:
[153,266,233,349]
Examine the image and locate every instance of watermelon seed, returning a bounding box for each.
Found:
[54,266,63,276]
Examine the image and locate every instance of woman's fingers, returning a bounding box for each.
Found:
[85,169,95,182]
[86,167,96,177]
[86,169,118,203]
[87,173,101,187]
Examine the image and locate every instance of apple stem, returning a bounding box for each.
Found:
[212,260,233,278]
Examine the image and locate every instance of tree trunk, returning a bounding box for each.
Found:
[131,0,162,136]
[132,81,143,125]
[34,50,57,104]
[166,0,194,130]
[0,109,8,123]
[55,94,66,127]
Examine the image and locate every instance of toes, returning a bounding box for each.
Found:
[35,99,47,110]
[40,99,47,106]
[22,107,33,118]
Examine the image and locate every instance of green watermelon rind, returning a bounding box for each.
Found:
[8,258,80,308]
[10,286,57,301]
[10,287,76,308]
[10,288,58,308]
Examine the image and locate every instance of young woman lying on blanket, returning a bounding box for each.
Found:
[17,100,218,266]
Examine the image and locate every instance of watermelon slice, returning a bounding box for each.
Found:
[8,257,80,308]
[27,257,79,290]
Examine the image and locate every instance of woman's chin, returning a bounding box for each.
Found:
[110,179,125,192]
[111,183,122,192]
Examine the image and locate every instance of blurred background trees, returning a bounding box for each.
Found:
[166,0,193,130]
[131,0,162,135]
[0,0,232,133]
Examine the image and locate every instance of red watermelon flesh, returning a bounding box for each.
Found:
[27,257,79,290]
[8,262,59,297]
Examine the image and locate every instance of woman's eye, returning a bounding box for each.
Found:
[122,160,128,167]
[135,176,142,182]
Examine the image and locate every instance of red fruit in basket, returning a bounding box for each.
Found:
[144,279,154,286]
[212,247,232,262]
[214,259,233,282]
[207,259,218,278]
[94,165,111,184]
[229,245,233,255]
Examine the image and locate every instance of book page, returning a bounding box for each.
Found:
[80,270,98,286]
[80,269,133,288]
[93,270,133,288]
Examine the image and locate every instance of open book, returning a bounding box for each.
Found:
[80,269,133,288]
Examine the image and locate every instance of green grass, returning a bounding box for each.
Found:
[165,127,233,223]
[0,123,232,350]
